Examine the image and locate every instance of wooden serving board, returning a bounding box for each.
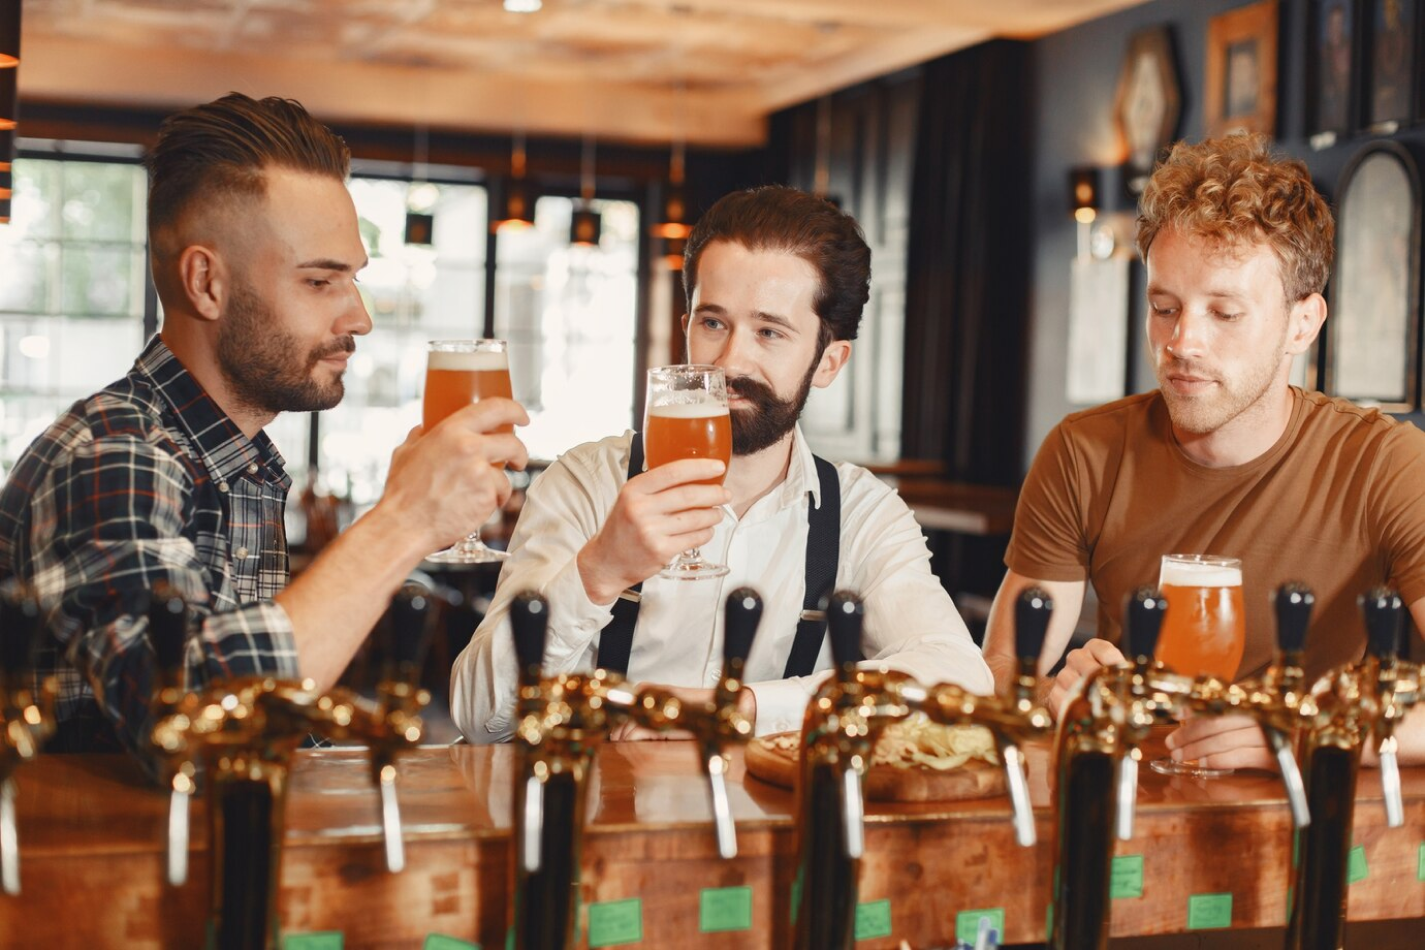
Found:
[743,732,1009,802]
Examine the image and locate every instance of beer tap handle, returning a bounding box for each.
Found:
[1001,742,1036,847]
[1,777,17,896]
[0,579,43,684]
[1272,582,1314,660]
[1014,587,1053,681]
[1378,736,1405,828]
[722,587,761,684]
[1123,587,1167,668]
[1115,751,1139,842]
[382,583,437,685]
[825,590,864,685]
[841,767,865,860]
[377,763,406,873]
[521,773,545,873]
[1361,587,1404,666]
[146,584,188,694]
[511,590,550,689]
[706,752,737,859]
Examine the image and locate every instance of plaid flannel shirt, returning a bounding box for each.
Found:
[0,335,299,759]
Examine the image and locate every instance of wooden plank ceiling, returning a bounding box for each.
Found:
[18,0,1148,146]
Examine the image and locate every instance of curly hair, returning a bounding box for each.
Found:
[1136,133,1334,301]
[683,185,871,350]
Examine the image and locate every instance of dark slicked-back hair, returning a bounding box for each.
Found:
[146,93,350,236]
[683,186,871,351]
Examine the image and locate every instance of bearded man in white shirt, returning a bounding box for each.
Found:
[451,185,992,742]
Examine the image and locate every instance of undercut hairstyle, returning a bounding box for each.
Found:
[146,93,350,238]
[1136,132,1335,302]
[683,185,872,352]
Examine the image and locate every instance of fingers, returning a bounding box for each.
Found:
[1083,639,1126,666]
[629,458,728,494]
[444,397,531,432]
[1048,639,1124,719]
[1166,718,1275,772]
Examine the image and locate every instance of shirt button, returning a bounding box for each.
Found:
[246,462,259,476]
[236,547,249,559]
[217,481,229,494]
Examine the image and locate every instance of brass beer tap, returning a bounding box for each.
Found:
[1051,585,1314,950]
[0,581,58,896]
[791,589,1054,950]
[149,584,437,950]
[508,587,762,950]
[1286,588,1422,950]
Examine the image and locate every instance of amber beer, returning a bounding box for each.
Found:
[423,345,514,433]
[1156,555,1246,679]
[644,403,732,485]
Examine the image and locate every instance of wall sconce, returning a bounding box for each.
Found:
[0,0,19,69]
[570,134,601,247]
[1068,166,1101,259]
[492,132,534,232]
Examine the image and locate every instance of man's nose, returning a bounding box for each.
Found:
[711,327,756,376]
[340,285,373,337]
[1166,311,1208,358]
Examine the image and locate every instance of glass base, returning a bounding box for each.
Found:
[426,535,509,565]
[658,550,729,581]
[1148,756,1235,779]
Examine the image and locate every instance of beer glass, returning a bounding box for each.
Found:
[1150,553,1246,777]
[423,339,514,564]
[643,365,732,580]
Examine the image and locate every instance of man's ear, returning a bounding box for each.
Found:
[1286,292,1327,356]
[811,339,852,389]
[177,245,226,322]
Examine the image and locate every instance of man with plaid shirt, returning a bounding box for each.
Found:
[0,94,527,762]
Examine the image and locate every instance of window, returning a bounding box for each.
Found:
[0,156,150,474]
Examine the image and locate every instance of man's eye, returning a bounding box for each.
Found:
[1213,310,1243,321]
[759,328,783,340]
[700,317,724,330]
[1150,305,1177,317]
[308,279,330,289]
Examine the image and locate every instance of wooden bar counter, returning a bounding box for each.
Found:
[4,735,1424,948]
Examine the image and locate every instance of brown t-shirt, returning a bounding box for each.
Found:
[1006,387,1425,682]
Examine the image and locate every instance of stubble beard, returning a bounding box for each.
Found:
[727,351,821,456]
[1155,330,1288,436]
[216,282,353,417]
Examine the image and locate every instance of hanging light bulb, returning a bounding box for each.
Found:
[404,124,436,247]
[570,133,601,248]
[812,94,842,209]
[0,0,19,69]
[492,131,534,231]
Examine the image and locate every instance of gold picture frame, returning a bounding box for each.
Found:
[1205,0,1280,138]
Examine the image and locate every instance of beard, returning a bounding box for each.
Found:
[1155,347,1284,435]
[727,352,820,456]
[216,283,353,417]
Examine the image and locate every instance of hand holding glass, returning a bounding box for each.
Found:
[643,365,732,581]
[1150,553,1246,778]
[423,339,514,564]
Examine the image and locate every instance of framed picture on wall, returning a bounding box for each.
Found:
[1205,0,1280,137]
[1306,0,1359,145]
[1323,141,1421,410]
[1364,0,1416,130]
[1114,26,1182,192]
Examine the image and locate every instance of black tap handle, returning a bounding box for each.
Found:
[1014,587,1054,667]
[385,583,436,680]
[0,579,43,679]
[511,590,550,685]
[1272,583,1314,656]
[723,587,762,671]
[1123,587,1168,664]
[825,590,864,679]
[146,583,189,680]
[1361,587,1404,664]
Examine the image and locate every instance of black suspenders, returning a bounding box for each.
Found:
[595,433,841,679]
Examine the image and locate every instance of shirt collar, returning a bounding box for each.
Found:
[134,336,290,490]
[772,424,823,511]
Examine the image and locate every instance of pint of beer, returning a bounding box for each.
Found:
[1156,554,1246,680]
[423,340,514,433]
[644,403,732,485]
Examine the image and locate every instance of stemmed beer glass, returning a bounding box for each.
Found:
[1150,553,1246,778]
[423,339,514,564]
[643,365,732,580]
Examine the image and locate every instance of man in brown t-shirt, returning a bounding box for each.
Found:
[983,133,1425,769]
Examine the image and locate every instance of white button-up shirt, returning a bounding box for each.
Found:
[450,427,993,742]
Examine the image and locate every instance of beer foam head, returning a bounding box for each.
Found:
[647,401,729,418]
[427,349,508,372]
[1160,558,1242,588]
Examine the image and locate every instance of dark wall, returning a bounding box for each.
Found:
[1027,0,1425,463]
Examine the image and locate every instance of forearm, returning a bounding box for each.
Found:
[275,503,428,690]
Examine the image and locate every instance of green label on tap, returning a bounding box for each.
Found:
[699,886,753,933]
[588,898,643,947]
[1186,893,1232,929]
[1418,843,1425,882]
[956,908,1005,944]
[854,899,893,940]
[283,935,343,950]
[423,936,478,950]
[1348,845,1369,884]
[1110,854,1144,899]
